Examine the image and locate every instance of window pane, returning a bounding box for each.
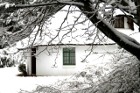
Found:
[63,56,69,65]
[64,52,69,57]
[119,17,124,28]
[127,16,134,30]
[70,56,75,65]
[70,52,74,57]
[114,16,124,28]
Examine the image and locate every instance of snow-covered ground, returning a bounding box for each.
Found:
[0,67,69,93]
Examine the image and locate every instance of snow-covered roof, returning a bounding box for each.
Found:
[16,6,140,49]
[113,9,132,17]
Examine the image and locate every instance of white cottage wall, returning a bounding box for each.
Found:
[30,45,118,76]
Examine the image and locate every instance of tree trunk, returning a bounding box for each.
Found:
[77,0,140,60]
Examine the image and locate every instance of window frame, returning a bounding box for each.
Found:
[63,47,76,65]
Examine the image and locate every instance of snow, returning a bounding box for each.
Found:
[0,2,15,9]
[0,66,69,93]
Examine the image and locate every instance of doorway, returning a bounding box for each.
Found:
[31,48,36,75]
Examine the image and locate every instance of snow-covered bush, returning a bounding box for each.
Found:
[0,47,27,68]
[18,63,27,76]
[0,50,15,67]
[77,49,140,93]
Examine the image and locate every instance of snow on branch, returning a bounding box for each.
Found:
[0,1,84,13]
[0,2,15,9]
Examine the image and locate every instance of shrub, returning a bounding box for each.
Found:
[18,63,27,76]
[0,57,15,67]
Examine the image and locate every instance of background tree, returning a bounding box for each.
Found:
[0,0,140,60]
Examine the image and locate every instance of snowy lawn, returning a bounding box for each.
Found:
[0,67,69,93]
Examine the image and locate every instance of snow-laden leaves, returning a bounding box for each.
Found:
[77,49,140,93]
[0,2,14,9]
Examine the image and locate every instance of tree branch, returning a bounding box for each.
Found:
[0,2,65,48]
[0,1,83,13]
[77,0,140,60]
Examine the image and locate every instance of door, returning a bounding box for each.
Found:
[31,48,36,75]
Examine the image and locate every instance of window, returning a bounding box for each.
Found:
[114,16,124,28]
[63,47,75,65]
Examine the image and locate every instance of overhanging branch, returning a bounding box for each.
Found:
[14,1,84,8]
[0,1,83,13]
[77,0,140,59]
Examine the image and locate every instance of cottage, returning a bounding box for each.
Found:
[18,6,139,76]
